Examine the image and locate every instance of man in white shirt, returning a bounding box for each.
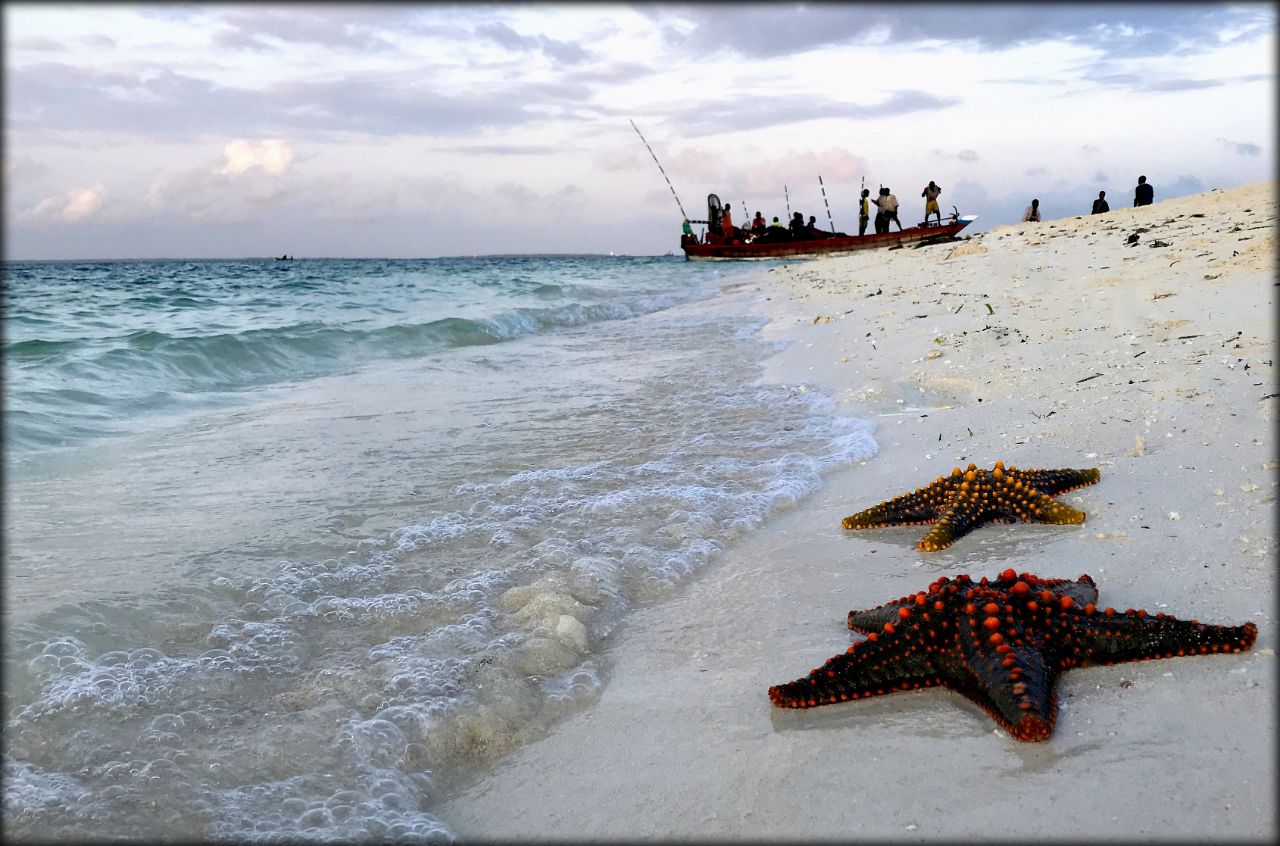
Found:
[1022,198,1041,222]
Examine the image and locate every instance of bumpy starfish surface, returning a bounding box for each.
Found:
[841,461,1100,551]
[768,569,1257,741]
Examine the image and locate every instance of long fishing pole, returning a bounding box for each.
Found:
[784,184,791,218]
[629,119,687,220]
[819,174,834,232]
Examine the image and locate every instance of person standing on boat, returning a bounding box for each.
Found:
[872,188,888,234]
[858,188,871,236]
[881,188,903,232]
[681,218,696,246]
[1091,191,1109,215]
[921,180,943,225]
[721,203,735,239]
[1022,198,1041,222]
[1133,175,1154,207]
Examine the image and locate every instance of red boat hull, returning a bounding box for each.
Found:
[682,217,975,261]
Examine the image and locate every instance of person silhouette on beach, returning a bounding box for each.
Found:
[1022,198,1041,222]
[1091,191,1109,215]
[1134,176,1154,207]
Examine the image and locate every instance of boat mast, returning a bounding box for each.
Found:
[819,175,834,232]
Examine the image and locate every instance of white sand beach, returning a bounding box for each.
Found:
[437,183,1277,840]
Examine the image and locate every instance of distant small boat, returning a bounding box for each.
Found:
[274,255,294,261]
[681,194,976,261]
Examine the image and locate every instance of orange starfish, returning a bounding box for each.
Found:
[841,461,1100,551]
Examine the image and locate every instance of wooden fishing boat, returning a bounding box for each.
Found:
[681,193,976,261]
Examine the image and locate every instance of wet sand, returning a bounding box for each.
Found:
[437,182,1277,840]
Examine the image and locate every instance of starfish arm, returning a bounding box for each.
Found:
[949,623,1061,742]
[841,478,955,530]
[1065,610,1258,667]
[847,597,927,633]
[768,634,941,709]
[1015,467,1100,497]
[916,496,986,551]
[1019,489,1088,525]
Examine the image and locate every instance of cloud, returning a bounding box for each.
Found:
[14,36,65,51]
[494,181,540,205]
[1164,174,1206,198]
[1217,137,1261,157]
[220,139,295,175]
[3,155,51,185]
[474,21,592,64]
[5,62,582,140]
[933,148,980,163]
[736,148,870,196]
[208,7,402,52]
[646,5,1273,60]
[29,184,106,221]
[449,143,563,156]
[1079,64,1275,94]
[1092,170,1108,183]
[1024,166,1049,177]
[1080,144,1102,156]
[672,89,958,135]
[1145,78,1223,92]
[80,34,118,49]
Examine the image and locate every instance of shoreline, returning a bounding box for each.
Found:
[437,182,1276,839]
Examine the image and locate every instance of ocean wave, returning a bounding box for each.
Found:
[4,287,710,454]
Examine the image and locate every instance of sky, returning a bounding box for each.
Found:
[3,2,1276,259]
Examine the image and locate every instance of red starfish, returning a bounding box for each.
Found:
[768,569,1257,741]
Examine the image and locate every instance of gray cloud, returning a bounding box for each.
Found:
[1164,174,1206,197]
[933,148,980,162]
[448,143,564,156]
[1079,63,1274,94]
[474,21,592,64]
[646,5,1273,60]
[207,8,406,52]
[14,36,64,51]
[1080,145,1102,156]
[1145,78,1224,92]
[1093,170,1108,183]
[1024,166,1049,177]
[672,90,959,135]
[80,34,117,49]
[1217,137,1262,157]
[6,62,594,140]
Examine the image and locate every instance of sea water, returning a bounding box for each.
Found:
[2,256,876,841]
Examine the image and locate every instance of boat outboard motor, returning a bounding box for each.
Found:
[706,194,723,233]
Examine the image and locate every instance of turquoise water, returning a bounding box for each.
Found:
[3,256,877,841]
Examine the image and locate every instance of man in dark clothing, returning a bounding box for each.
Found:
[1091,191,1109,215]
[789,212,806,239]
[858,188,871,236]
[1134,176,1154,207]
